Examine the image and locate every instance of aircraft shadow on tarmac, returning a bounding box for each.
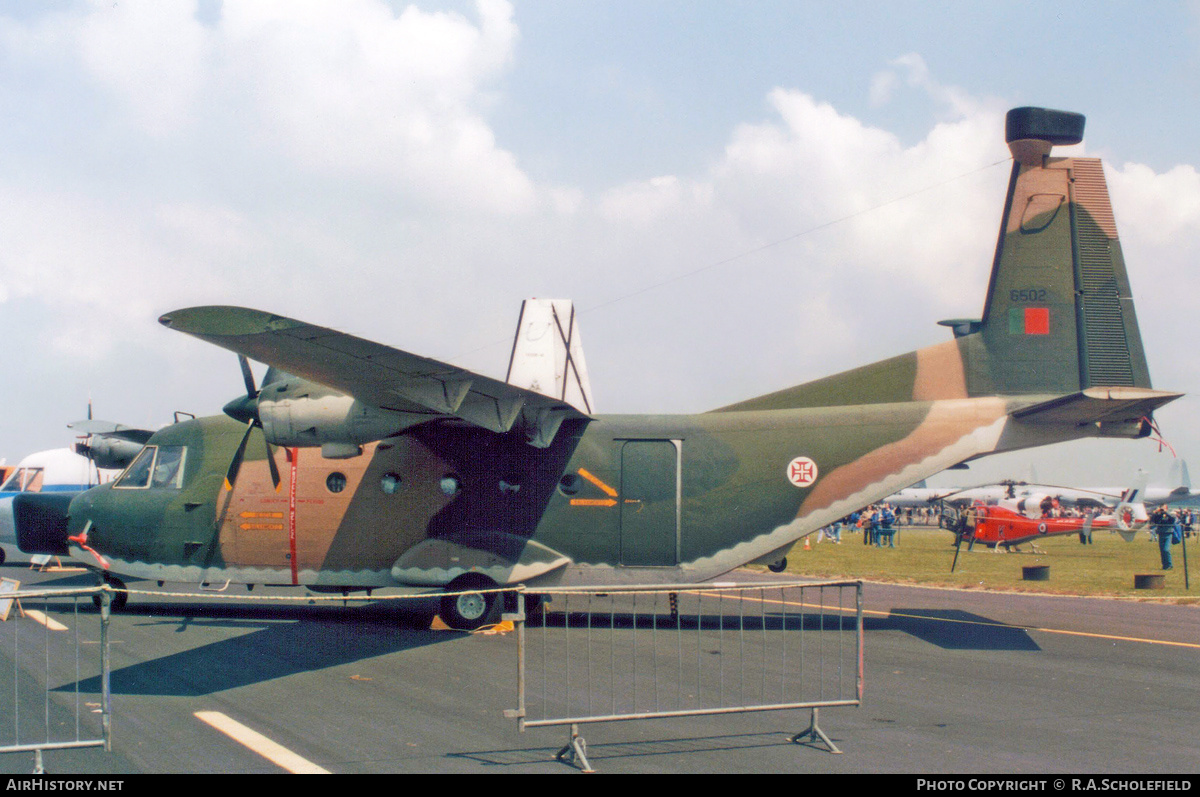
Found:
[50,600,464,698]
[532,607,1032,653]
[869,609,1041,651]
[531,610,851,632]
[451,730,814,769]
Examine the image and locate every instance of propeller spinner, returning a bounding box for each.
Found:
[223,355,281,490]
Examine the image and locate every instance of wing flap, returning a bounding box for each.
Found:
[159,306,590,446]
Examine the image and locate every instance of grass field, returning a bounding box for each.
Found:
[770,524,1200,603]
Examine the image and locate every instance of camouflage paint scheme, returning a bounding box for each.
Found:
[18,108,1181,596]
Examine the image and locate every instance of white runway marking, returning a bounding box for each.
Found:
[24,610,68,631]
[195,711,331,774]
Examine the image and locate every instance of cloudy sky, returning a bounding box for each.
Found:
[2,0,1200,490]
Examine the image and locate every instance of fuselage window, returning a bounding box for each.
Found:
[439,475,461,496]
[326,472,347,494]
[381,473,402,494]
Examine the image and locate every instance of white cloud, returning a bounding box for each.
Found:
[76,0,211,136]
[868,53,980,118]
[215,0,533,212]
[703,90,1009,308]
[0,0,532,212]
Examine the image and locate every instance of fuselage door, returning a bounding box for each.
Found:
[619,439,680,567]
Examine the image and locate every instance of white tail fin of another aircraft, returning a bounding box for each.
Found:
[505,299,595,414]
[1168,459,1191,496]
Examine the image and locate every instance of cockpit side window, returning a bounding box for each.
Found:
[114,446,186,490]
[151,446,186,488]
[0,467,44,493]
[115,448,155,489]
[0,468,23,492]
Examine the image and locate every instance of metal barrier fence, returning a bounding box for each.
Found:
[505,579,864,772]
[0,586,112,773]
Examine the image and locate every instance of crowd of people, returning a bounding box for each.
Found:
[815,503,925,548]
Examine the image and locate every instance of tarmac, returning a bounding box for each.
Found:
[0,562,1196,775]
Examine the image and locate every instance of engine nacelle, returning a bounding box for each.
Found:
[257,393,423,451]
[74,436,144,470]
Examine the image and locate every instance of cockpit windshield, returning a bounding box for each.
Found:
[114,446,186,489]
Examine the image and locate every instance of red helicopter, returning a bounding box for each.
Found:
[938,484,1146,571]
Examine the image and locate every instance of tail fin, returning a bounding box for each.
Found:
[505,299,595,413]
[1119,470,1150,505]
[960,107,1151,395]
[1168,459,1191,497]
[717,107,1178,427]
[1112,470,1150,541]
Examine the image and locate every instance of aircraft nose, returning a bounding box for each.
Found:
[13,492,79,556]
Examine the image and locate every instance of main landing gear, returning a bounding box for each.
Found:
[440,574,502,630]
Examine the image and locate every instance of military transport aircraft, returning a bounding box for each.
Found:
[13,107,1183,628]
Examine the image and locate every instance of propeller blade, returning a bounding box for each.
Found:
[263,436,281,491]
[224,422,255,491]
[239,355,258,399]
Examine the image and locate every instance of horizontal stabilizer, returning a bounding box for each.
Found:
[1012,387,1182,428]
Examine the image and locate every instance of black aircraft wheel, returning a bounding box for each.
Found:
[767,557,788,573]
[93,575,128,611]
[0,547,6,565]
[441,575,500,630]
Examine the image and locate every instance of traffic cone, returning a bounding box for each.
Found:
[803,537,811,551]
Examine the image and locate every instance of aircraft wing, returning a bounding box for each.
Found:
[159,306,591,447]
[67,420,155,444]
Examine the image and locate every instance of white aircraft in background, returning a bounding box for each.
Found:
[0,448,113,564]
[886,460,1196,511]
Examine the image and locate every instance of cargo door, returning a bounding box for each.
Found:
[619,440,680,567]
